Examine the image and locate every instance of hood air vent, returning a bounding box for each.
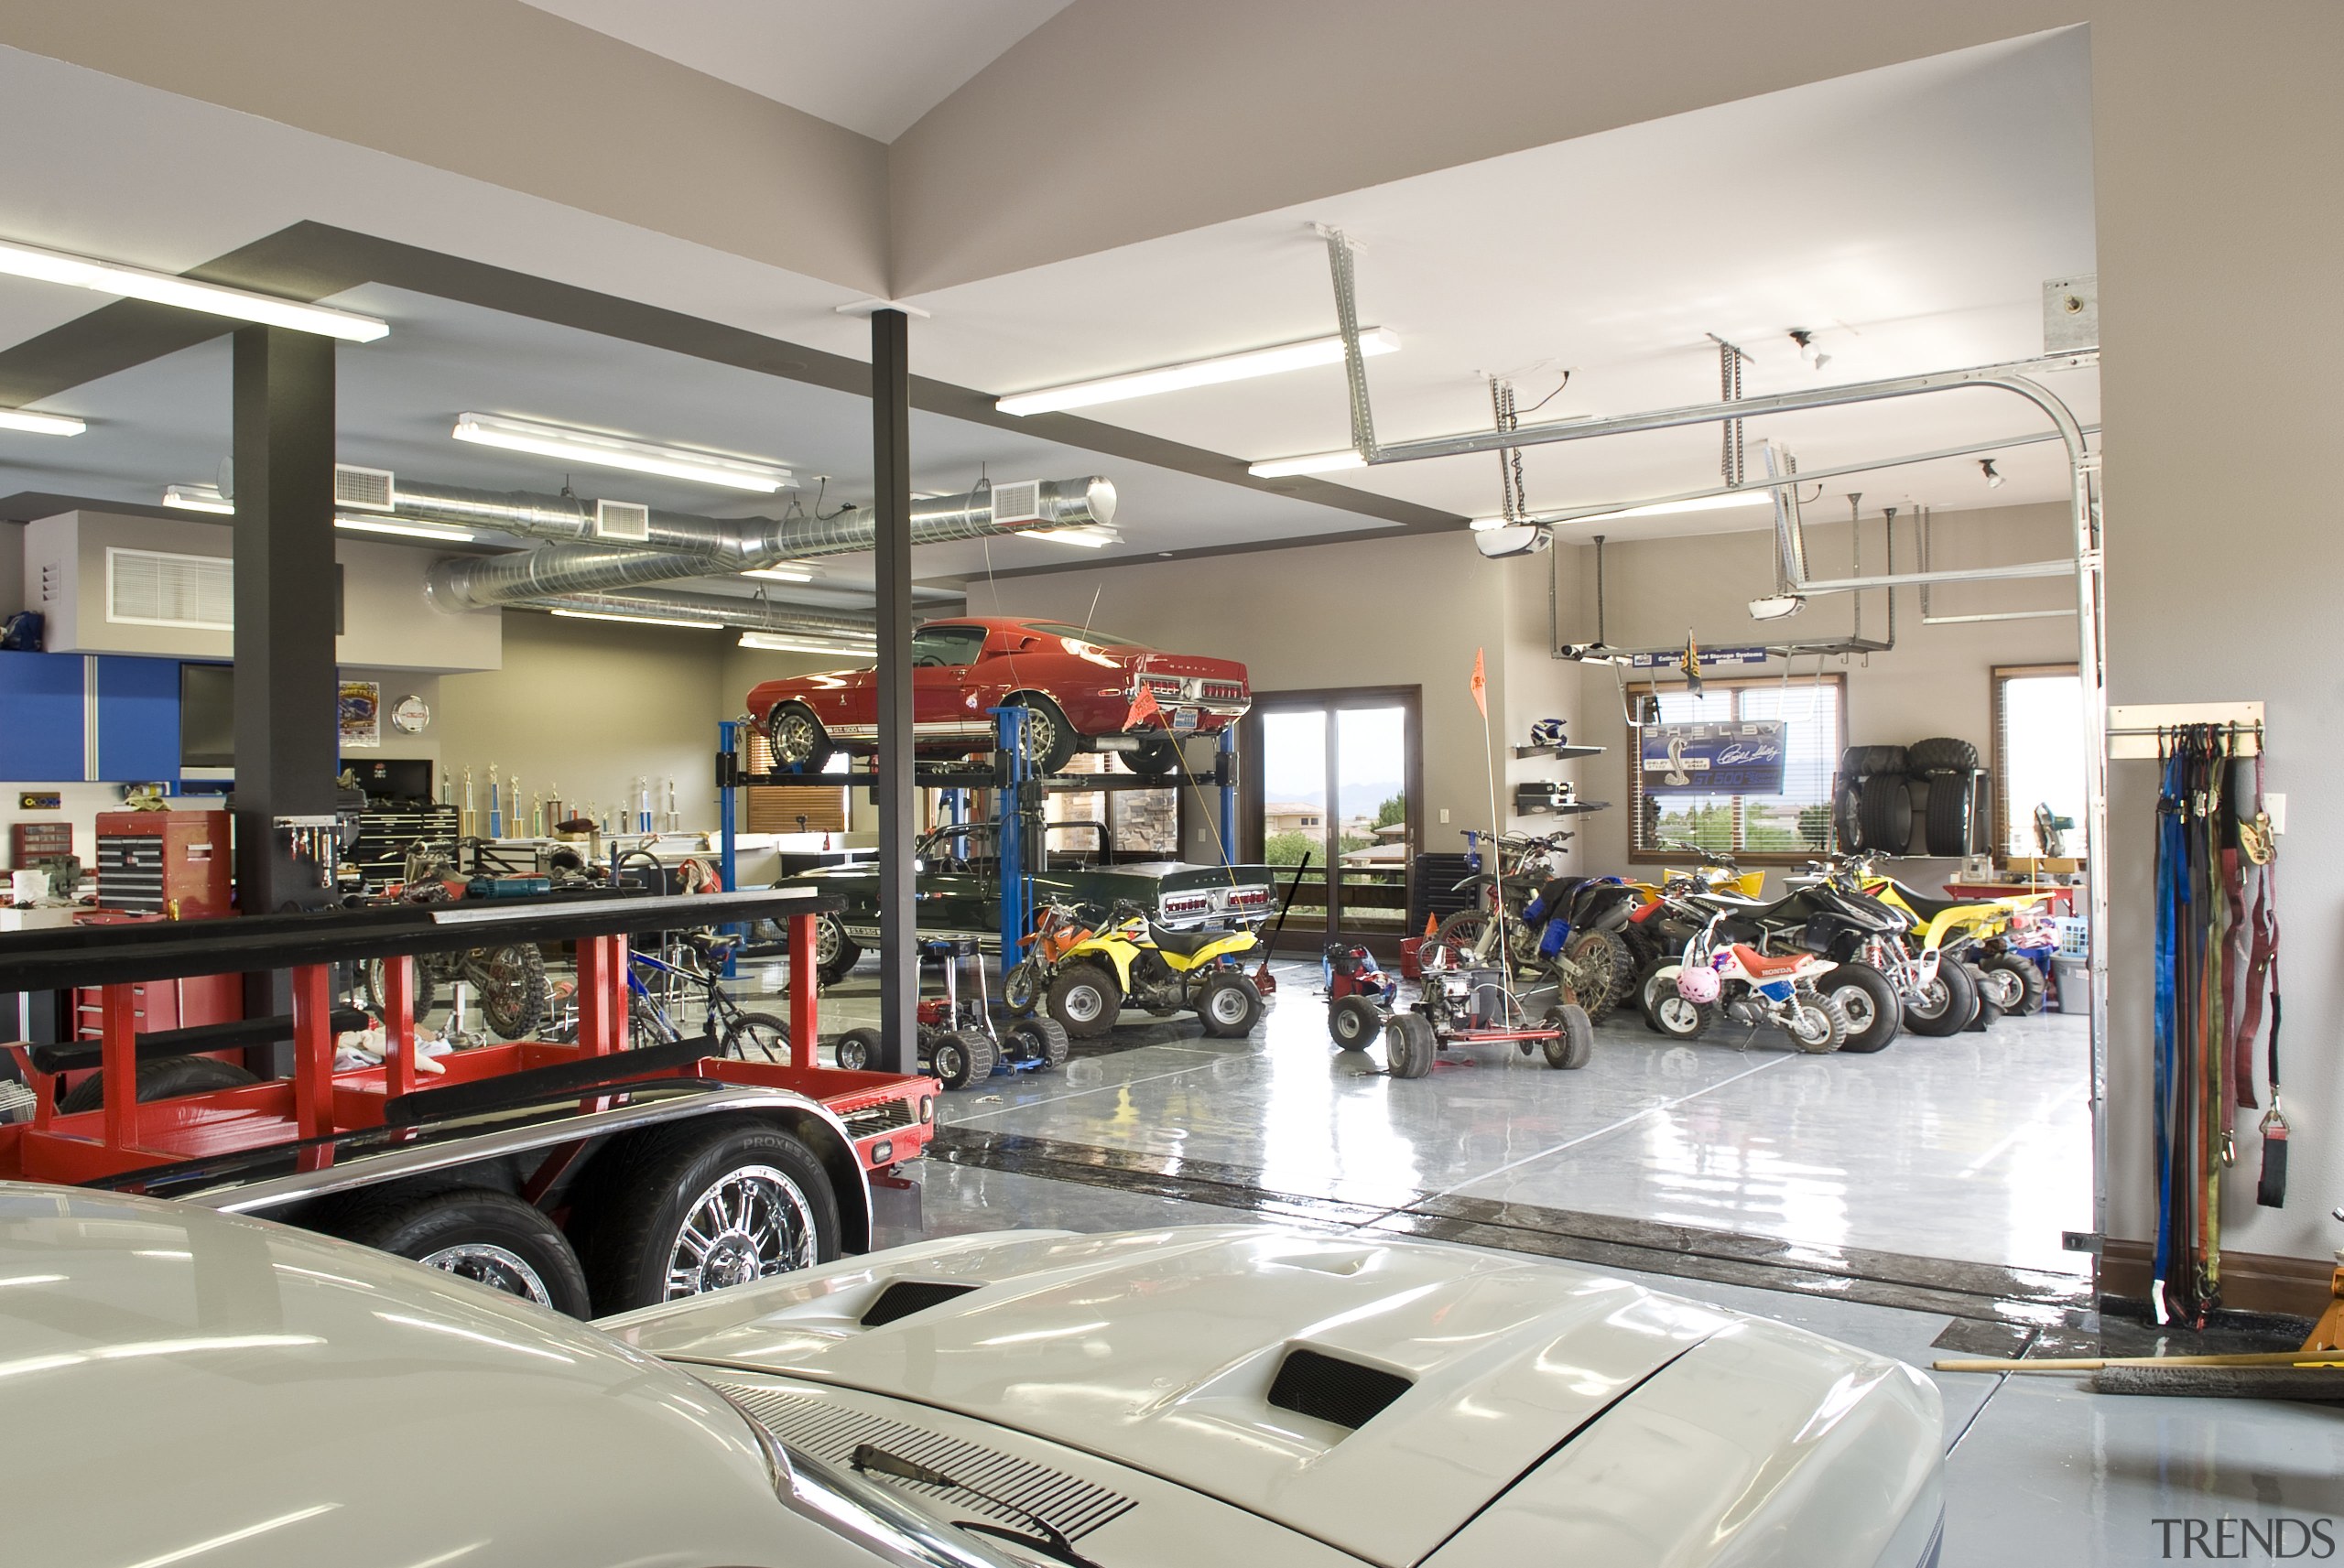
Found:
[860,1279,981,1327]
[1267,1348,1413,1430]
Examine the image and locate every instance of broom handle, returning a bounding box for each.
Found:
[1264,852,1313,949]
[1933,1349,2344,1373]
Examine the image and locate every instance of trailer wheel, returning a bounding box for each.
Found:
[57,1054,260,1114]
[1328,995,1384,1051]
[928,1030,996,1089]
[1384,1011,1438,1079]
[323,1187,591,1318]
[832,1027,882,1071]
[574,1118,839,1314]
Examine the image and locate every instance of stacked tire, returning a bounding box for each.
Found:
[1836,745,1910,855]
[1904,737,1982,858]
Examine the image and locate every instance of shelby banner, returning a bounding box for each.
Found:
[1639,719,1788,795]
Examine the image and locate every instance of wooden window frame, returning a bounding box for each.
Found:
[1625,672,1845,867]
[1990,662,2080,868]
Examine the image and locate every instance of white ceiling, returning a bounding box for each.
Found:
[515,0,1073,142]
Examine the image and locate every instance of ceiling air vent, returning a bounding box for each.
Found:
[595,499,650,542]
[106,547,232,631]
[333,463,396,512]
[989,480,1043,525]
[859,1279,981,1327]
[1266,1348,1412,1431]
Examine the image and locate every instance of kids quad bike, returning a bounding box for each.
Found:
[1045,902,1264,1041]
[1380,944,1594,1079]
[1323,940,1396,1051]
[1642,911,1850,1053]
[833,936,1069,1089]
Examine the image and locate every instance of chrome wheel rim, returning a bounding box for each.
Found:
[1023,706,1059,759]
[835,1035,869,1069]
[813,915,842,967]
[932,1041,966,1080]
[773,712,819,766]
[1205,984,1251,1026]
[418,1243,553,1305]
[664,1165,816,1299]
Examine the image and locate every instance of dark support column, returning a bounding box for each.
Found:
[871,308,917,1074]
[231,326,339,1027]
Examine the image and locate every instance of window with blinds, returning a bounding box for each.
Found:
[1628,674,1843,860]
[743,727,850,833]
[1992,665,2084,860]
[107,546,233,630]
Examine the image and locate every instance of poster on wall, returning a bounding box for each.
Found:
[1638,719,1785,795]
[338,681,381,749]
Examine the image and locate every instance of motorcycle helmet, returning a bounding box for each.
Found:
[1675,963,1722,1005]
[1528,718,1568,750]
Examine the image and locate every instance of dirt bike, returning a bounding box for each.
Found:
[1002,901,1100,1018]
[360,845,548,1040]
[1430,830,1574,970]
[1644,910,1849,1053]
[1045,901,1263,1041]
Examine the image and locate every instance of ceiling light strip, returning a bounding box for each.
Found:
[999,330,1399,416]
[162,484,233,514]
[0,408,84,436]
[452,413,790,494]
[548,608,725,630]
[0,237,388,341]
[1247,449,1364,479]
[334,515,474,543]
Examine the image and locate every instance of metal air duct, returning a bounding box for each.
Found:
[523,588,878,639]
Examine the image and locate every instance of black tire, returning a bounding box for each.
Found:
[1006,696,1078,774]
[1196,973,1264,1038]
[1001,957,1043,1017]
[1962,960,2002,1030]
[1821,961,1902,1053]
[766,702,834,775]
[1906,737,1981,775]
[1839,744,1907,779]
[1384,1011,1437,1078]
[1904,954,1979,1036]
[478,944,548,1040]
[1047,963,1123,1038]
[832,1026,882,1071]
[1542,1004,1594,1069]
[1562,928,1633,1022]
[1924,775,1975,858]
[1004,1016,1070,1071]
[722,1010,790,1063]
[813,914,862,987]
[58,1054,260,1114]
[571,1117,840,1314]
[1635,958,1674,1033]
[321,1186,591,1319]
[1328,994,1384,1051]
[928,1030,996,1089]
[1644,967,1712,1040]
[1785,991,1849,1054]
[1856,773,1914,855]
[1832,777,1863,854]
[1982,952,2047,1017]
[1125,737,1186,776]
[363,956,438,1020]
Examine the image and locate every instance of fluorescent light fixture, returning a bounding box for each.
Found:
[1248,449,1365,479]
[1017,524,1121,549]
[0,236,388,341]
[0,407,84,436]
[335,514,474,543]
[452,413,789,493]
[1471,490,1779,530]
[738,632,878,655]
[998,329,1400,416]
[548,608,723,630]
[163,483,233,514]
[1747,593,1807,622]
[742,562,820,583]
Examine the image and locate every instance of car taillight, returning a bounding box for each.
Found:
[1226,888,1270,908]
[1201,680,1245,702]
[1163,893,1210,918]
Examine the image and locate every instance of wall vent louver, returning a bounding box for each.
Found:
[989,480,1043,524]
[105,547,232,631]
[595,499,651,542]
[333,464,396,512]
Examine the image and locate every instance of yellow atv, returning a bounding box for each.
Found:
[1046,901,1264,1041]
[1858,870,2052,1023]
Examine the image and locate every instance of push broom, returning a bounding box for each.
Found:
[1252,851,1313,995]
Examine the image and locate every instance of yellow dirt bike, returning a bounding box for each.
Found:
[1045,900,1264,1041]
[1856,861,2052,1021]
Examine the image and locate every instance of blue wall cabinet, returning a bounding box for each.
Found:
[0,652,87,782]
[95,656,182,784]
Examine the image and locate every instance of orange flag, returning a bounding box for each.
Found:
[1124,684,1164,730]
[1470,647,1488,719]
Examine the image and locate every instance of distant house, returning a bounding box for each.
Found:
[1264,801,1324,837]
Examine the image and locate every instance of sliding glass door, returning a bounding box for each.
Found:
[1242,687,1420,950]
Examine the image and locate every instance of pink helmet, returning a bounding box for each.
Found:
[1675,963,1721,1005]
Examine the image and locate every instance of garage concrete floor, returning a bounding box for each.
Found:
[768,956,2337,1567]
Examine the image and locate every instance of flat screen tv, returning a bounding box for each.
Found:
[179,663,234,770]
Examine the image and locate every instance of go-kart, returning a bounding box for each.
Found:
[832,935,1069,1089]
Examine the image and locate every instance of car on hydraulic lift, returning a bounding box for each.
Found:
[782,819,1276,984]
[746,615,1253,777]
[3,1198,1947,1568]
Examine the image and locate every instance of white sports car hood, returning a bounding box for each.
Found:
[610,1226,1933,1567]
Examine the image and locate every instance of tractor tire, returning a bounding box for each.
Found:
[831,1027,882,1071]
[765,702,835,776]
[1906,736,1982,775]
[1328,994,1385,1051]
[1785,991,1850,1054]
[1924,774,1976,858]
[1541,1004,1594,1069]
[570,1117,839,1314]
[1384,1011,1438,1079]
[1195,973,1264,1038]
[928,1030,996,1089]
[478,944,548,1040]
[1047,964,1123,1039]
[1821,961,1902,1054]
[58,1054,261,1114]
[1004,1016,1071,1071]
[1982,952,2048,1017]
[320,1186,591,1319]
[1903,956,1979,1037]
[1857,773,1914,855]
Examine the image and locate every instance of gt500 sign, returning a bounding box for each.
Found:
[1639,720,1787,795]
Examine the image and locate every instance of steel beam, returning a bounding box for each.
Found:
[871,309,917,1075]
